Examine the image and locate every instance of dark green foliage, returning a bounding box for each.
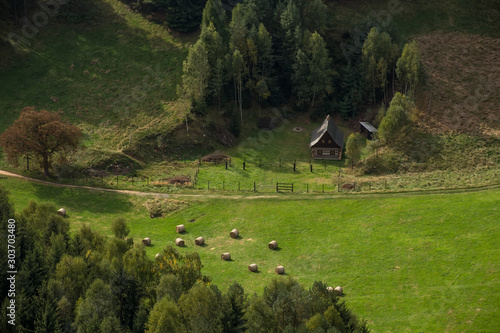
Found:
[157,274,183,302]
[73,279,116,332]
[34,283,62,333]
[222,281,247,332]
[339,62,363,119]
[156,0,207,33]
[244,295,277,333]
[111,268,142,329]
[20,201,70,249]
[111,217,130,239]
[178,283,223,332]
[147,296,185,333]
[229,109,241,137]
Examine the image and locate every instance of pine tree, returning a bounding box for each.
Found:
[157,0,207,33]
[201,0,228,43]
[179,39,211,104]
[232,49,247,123]
[293,32,333,107]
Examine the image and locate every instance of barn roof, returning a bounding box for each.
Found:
[310,115,344,148]
[360,122,377,133]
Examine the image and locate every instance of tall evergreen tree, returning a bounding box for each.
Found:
[201,0,229,43]
[232,49,247,122]
[156,0,207,33]
[179,39,211,105]
[111,268,142,330]
[293,32,333,107]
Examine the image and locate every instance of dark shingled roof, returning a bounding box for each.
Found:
[310,115,344,148]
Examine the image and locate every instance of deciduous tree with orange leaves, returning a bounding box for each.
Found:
[0,107,82,176]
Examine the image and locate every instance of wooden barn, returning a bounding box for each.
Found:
[310,115,344,160]
[359,122,377,140]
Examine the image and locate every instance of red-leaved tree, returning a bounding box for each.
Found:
[0,107,82,176]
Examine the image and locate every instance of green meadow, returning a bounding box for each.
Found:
[1,176,499,332]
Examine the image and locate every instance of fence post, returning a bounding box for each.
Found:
[291,183,293,193]
[238,181,240,191]
[225,161,228,170]
[208,180,210,190]
[310,164,313,172]
[385,179,387,189]
[253,182,256,192]
[243,161,246,170]
[293,163,296,171]
[306,184,309,193]
[322,184,325,193]
[276,182,278,192]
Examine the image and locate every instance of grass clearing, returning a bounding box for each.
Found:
[0,0,188,160]
[1,175,499,332]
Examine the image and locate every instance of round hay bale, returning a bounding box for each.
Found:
[268,240,278,250]
[248,263,258,272]
[176,224,185,233]
[334,286,343,296]
[326,286,334,293]
[221,252,231,260]
[175,238,185,247]
[275,265,285,274]
[230,229,239,238]
[57,208,66,216]
[142,237,151,246]
[195,237,205,246]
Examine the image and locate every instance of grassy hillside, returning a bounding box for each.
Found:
[2,176,499,332]
[0,0,191,167]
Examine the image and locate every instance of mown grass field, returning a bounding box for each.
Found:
[1,176,499,332]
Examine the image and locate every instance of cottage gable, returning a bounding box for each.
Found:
[310,115,345,160]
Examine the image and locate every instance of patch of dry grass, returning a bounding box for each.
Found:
[416,32,500,137]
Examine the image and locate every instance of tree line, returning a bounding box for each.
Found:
[0,187,370,332]
[176,0,423,127]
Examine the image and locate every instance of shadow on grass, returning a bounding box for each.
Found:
[32,182,135,214]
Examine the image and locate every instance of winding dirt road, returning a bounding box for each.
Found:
[0,170,172,198]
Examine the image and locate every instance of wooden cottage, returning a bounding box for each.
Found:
[310,115,344,160]
[359,122,377,140]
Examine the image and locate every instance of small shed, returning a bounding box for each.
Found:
[310,115,344,160]
[359,122,377,140]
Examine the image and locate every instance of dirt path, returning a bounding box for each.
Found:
[0,170,172,198]
[0,170,283,200]
[1,169,497,201]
